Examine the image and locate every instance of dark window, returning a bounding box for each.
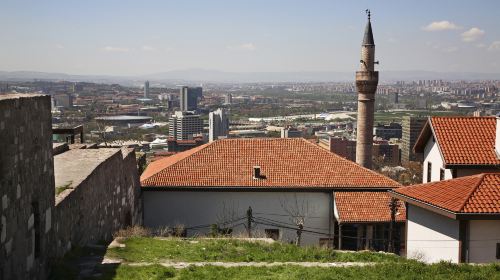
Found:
[440,168,445,181]
[497,243,500,259]
[31,201,40,259]
[452,169,458,178]
[427,162,432,182]
[265,229,279,240]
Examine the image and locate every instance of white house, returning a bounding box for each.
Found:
[140,138,404,250]
[390,173,500,263]
[414,116,500,183]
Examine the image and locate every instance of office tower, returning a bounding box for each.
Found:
[225,93,232,105]
[209,108,229,142]
[144,80,150,98]
[169,111,204,140]
[355,10,379,169]
[180,86,201,111]
[401,116,427,163]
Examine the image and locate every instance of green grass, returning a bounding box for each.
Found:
[56,181,73,195]
[90,263,500,280]
[106,237,402,263]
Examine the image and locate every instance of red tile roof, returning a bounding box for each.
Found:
[335,191,406,223]
[141,138,400,189]
[414,117,499,166]
[392,173,500,214]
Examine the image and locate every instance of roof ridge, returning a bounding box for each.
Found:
[300,138,401,187]
[458,173,487,212]
[431,116,495,119]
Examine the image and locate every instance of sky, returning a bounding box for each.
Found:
[1,0,500,76]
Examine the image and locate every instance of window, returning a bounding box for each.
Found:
[452,169,458,179]
[440,168,445,181]
[265,229,279,240]
[427,162,432,182]
[497,243,500,259]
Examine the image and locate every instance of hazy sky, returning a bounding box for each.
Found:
[1,0,500,75]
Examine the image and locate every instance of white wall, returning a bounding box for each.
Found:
[468,220,500,263]
[407,205,460,263]
[422,136,452,183]
[143,191,333,246]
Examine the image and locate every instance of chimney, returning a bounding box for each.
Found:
[253,166,262,179]
[496,116,500,158]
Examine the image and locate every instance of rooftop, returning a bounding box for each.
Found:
[95,115,152,121]
[141,138,400,189]
[414,116,499,167]
[335,191,406,223]
[391,173,500,215]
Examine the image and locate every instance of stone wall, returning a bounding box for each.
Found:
[0,94,55,280]
[52,148,142,258]
[0,94,142,279]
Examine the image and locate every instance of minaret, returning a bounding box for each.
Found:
[355,10,378,169]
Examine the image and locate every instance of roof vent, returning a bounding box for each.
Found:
[253,166,265,179]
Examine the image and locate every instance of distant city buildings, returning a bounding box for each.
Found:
[401,116,426,164]
[144,80,150,98]
[52,93,73,108]
[180,86,202,111]
[169,111,204,140]
[209,108,229,142]
[281,127,303,138]
[374,122,402,140]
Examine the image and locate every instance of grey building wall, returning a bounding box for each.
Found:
[143,191,333,246]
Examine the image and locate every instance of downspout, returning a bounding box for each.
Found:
[333,192,341,249]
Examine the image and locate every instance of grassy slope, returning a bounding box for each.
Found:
[106,237,402,263]
[92,263,500,280]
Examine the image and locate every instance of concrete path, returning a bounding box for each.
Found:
[101,258,376,269]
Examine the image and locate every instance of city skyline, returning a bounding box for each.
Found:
[1,0,500,76]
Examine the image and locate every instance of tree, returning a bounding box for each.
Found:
[280,194,316,246]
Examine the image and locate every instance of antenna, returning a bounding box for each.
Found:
[365,9,371,21]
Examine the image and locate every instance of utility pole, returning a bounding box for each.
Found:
[388,198,399,253]
[246,206,253,238]
[296,223,304,246]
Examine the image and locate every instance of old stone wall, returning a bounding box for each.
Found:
[0,94,55,280]
[0,94,142,280]
[52,147,142,258]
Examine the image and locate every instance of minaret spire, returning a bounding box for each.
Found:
[355,10,379,169]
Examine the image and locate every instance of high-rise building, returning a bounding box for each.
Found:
[401,116,427,163]
[144,81,150,98]
[209,108,229,142]
[169,111,204,140]
[224,93,232,105]
[355,10,378,169]
[180,86,201,111]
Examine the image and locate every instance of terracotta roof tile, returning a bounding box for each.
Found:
[141,138,400,189]
[430,117,499,166]
[392,173,500,214]
[335,191,406,223]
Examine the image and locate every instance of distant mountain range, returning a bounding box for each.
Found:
[0,69,498,85]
